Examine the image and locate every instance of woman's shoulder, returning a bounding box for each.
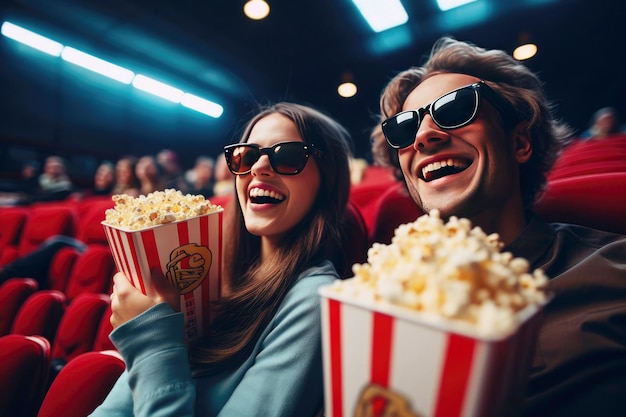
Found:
[295,259,339,287]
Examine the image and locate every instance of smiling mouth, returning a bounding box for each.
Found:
[249,187,286,204]
[421,158,471,182]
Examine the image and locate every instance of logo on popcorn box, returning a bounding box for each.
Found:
[166,243,212,295]
[355,384,422,417]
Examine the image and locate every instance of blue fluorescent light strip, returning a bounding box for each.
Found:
[1,21,222,118]
[181,93,224,118]
[1,21,63,56]
[436,0,477,12]
[62,47,134,84]
[132,74,184,103]
[351,0,409,33]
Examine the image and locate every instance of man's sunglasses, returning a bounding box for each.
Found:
[381,81,517,149]
[223,141,319,175]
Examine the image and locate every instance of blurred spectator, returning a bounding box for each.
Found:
[112,156,140,197]
[21,155,74,203]
[0,235,86,287]
[71,160,116,200]
[186,156,215,198]
[92,161,116,196]
[580,107,625,140]
[17,160,41,195]
[136,155,166,196]
[213,152,235,196]
[156,149,189,193]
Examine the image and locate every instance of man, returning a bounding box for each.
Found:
[371,37,626,416]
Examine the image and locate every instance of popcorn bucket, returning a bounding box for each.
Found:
[102,209,223,340]
[319,285,546,417]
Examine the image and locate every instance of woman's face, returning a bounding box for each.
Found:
[236,113,321,246]
[136,156,157,181]
[116,160,133,185]
[95,164,115,190]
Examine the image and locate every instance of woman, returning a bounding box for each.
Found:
[135,154,165,196]
[91,160,116,196]
[90,102,352,417]
[112,156,140,197]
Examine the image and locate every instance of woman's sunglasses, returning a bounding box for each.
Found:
[381,81,517,149]
[223,141,319,175]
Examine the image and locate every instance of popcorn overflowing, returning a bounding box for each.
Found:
[330,210,549,336]
[103,189,221,230]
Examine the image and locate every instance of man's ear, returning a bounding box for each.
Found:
[511,121,532,163]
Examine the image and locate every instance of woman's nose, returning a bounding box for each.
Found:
[250,154,273,176]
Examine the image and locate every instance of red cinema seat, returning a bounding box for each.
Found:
[37,350,125,417]
[64,245,116,301]
[0,334,51,417]
[535,172,626,235]
[0,205,76,267]
[0,277,38,336]
[46,246,81,293]
[46,199,115,294]
[349,182,396,232]
[74,198,115,246]
[369,183,424,245]
[92,304,115,352]
[0,207,27,252]
[336,201,369,279]
[50,293,110,370]
[11,290,67,344]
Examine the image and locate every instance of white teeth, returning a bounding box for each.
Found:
[249,187,285,201]
[421,158,466,178]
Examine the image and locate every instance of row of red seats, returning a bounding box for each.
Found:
[0,333,124,417]
[547,134,626,181]
[0,197,120,416]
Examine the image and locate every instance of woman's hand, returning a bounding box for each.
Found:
[110,269,181,329]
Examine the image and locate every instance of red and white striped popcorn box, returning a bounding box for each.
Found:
[102,209,223,340]
[319,285,546,417]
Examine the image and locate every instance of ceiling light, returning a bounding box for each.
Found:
[436,0,477,11]
[513,43,537,60]
[181,93,224,118]
[132,74,184,103]
[244,0,270,20]
[62,47,134,84]
[351,0,409,33]
[1,21,63,56]
[338,82,357,98]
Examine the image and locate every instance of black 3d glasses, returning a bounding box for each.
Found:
[223,141,319,175]
[381,81,517,149]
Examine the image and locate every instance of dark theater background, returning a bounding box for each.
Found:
[0,0,624,188]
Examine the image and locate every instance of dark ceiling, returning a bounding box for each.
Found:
[1,0,625,173]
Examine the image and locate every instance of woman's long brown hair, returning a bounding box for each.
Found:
[189,102,352,375]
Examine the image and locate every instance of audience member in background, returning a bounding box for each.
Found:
[112,156,140,197]
[580,106,625,140]
[90,102,352,417]
[212,152,235,196]
[91,161,116,196]
[371,36,626,417]
[0,234,86,287]
[186,155,215,198]
[29,155,74,202]
[156,148,189,193]
[18,160,41,195]
[136,155,165,196]
[71,160,116,200]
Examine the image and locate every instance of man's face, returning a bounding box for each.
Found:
[397,73,527,221]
